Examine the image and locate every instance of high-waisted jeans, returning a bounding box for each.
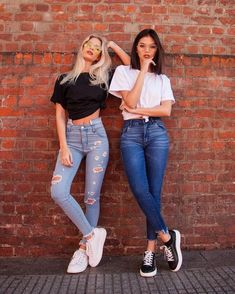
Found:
[51,117,109,238]
[120,118,169,240]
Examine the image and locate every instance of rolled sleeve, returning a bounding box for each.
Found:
[50,75,67,109]
[161,75,175,104]
[109,65,132,98]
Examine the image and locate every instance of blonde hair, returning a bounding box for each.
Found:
[61,34,111,89]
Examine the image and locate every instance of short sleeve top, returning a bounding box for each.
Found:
[109,65,175,120]
[50,73,109,120]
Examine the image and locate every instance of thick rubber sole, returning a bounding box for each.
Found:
[140,268,157,277]
[88,228,107,267]
[171,229,183,272]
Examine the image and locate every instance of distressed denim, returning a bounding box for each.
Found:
[51,117,109,237]
[120,118,169,240]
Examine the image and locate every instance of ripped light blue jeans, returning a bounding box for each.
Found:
[51,117,109,240]
[120,118,169,240]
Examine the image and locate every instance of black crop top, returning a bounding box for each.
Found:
[50,73,110,120]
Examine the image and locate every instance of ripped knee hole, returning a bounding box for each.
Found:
[93,167,103,173]
[85,198,96,205]
[51,175,62,184]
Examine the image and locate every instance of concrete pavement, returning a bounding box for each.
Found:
[0,249,234,293]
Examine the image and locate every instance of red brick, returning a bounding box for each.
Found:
[15,34,39,42]
[18,96,34,107]
[20,76,34,86]
[2,204,15,214]
[0,151,22,160]
[78,23,93,32]
[36,4,49,12]
[0,34,12,41]
[1,139,16,149]
[212,27,225,34]
[34,140,48,150]
[64,23,78,31]
[92,24,106,33]
[15,161,32,171]
[35,43,49,52]
[109,24,124,32]
[20,23,34,31]
[51,5,64,12]
[74,13,102,22]
[218,131,235,139]
[16,138,33,149]
[124,5,137,13]
[0,247,14,256]
[21,43,34,52]
[80,5,93,12]
[20,4,34,12]
[5,43,19,51]
[140,5,152,13]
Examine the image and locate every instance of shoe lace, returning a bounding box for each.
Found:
[72,250,86,262]
[143,251,154,266]
[160,245,174,262]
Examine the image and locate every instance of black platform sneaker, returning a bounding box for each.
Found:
[161,229,182,272]
[140,251,157,277]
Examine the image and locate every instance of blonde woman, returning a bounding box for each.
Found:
[50,34,130,273]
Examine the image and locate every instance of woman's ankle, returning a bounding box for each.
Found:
[158,231,171,243]
[79,244,86,251]
[84,230,94,241]
[146,240,156,252]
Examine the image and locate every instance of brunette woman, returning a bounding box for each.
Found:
[109,29,182,277]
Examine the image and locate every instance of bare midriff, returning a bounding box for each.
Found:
[72,109,100,125]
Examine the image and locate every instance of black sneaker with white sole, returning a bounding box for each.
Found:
[140,251,157,277]
[162,229,182,272]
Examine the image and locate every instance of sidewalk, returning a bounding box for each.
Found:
[0,249,234,293]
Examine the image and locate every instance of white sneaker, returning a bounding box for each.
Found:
[86,227,107,267]
[67,249,88,273]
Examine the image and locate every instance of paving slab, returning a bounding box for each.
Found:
[0,249,234,293]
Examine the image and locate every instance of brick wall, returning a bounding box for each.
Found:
[0,0,234,257]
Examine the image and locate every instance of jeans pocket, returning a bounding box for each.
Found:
[121,126,129,136]
[94,125,107,138]
[156,120,166,130]
[66,125,72,134]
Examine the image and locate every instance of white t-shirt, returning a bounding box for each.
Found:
[109,65,175,120]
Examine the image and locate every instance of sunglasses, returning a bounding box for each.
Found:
[84,42,102,54]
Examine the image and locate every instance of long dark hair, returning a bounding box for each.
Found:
[130,29,164,74]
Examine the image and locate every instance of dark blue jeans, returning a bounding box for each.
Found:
[120,118,169,240]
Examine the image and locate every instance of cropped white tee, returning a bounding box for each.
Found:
[109,65,175,120]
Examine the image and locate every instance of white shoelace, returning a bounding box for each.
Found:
[143,251,154,266]
[72,250,86,263]
[160,245,174,262]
